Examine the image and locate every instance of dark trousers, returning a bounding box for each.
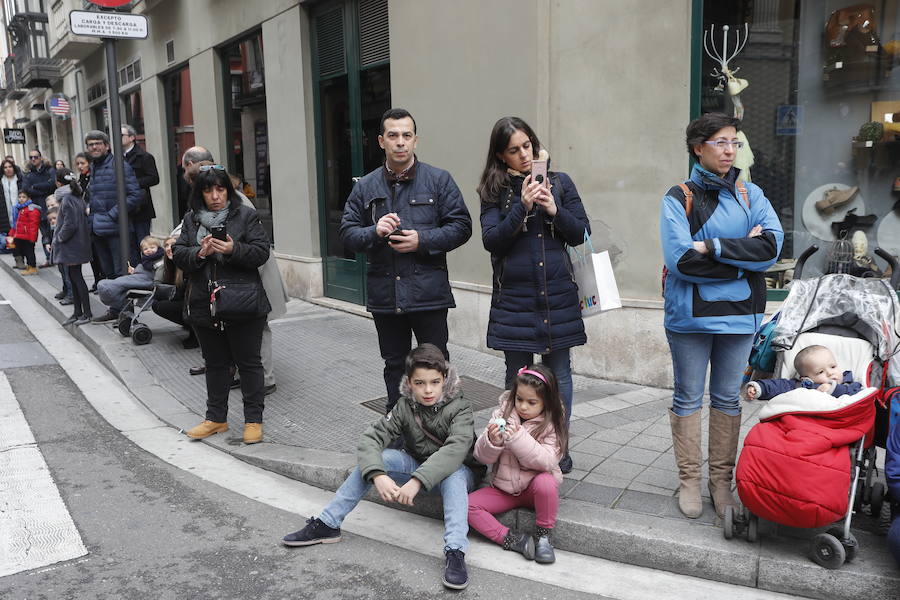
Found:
[67,264,91,319]
[14,239,35,267]
[58,263,72,297]
[129,219,151,266]
[372,308,449,412]
[39,219,51,262]
[193,316,266,423]
[152,298,186,327]
[92,233,123,279]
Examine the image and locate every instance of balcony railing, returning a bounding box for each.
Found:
[48,0,101,60]
[4,56,26,99]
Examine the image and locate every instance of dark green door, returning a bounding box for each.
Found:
[312,0,390,304]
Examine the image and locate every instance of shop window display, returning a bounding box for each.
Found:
[700,1,900,287]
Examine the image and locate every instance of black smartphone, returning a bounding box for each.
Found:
[387,226,403,242]
[210,225,227,241]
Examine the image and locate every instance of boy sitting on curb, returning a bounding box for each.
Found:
[282,344,482,590]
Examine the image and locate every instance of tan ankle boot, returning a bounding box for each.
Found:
[186,420,228,439]
[243,423,263,444]
[669,409,702,518]
[708,407,741,519]
[815,186,858,214]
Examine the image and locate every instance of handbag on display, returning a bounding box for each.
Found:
[569,230,621,317]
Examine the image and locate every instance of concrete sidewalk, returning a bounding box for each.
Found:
[5,256,898,600]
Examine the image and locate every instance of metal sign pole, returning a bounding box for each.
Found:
[103,37,130,272]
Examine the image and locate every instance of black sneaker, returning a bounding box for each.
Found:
[282,517,341,547]
[91,310,119,324]
[54,290,66,300]
[442,549,468,590]
[559,453,573,474]
[264,383,277,396]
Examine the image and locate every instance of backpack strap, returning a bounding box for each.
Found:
[736,181,750,208]
[677,183,694,216]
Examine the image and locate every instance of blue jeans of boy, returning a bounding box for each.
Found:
[665,330,754,417]
[504,348,573,425]
[319,449,475,552]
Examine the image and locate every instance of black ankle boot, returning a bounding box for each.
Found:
[503,530,535,560]
[534,526,555,564]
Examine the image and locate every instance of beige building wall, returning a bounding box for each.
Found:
[390,0,691,386]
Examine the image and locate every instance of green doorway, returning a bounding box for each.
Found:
[311,0,390,304]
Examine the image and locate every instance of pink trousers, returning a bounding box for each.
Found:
[467,472,559,544]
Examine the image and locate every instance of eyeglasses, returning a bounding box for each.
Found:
[85,141,106,148]
[199,164,226,172]
[704,140,744,150]
[28,155,40,159]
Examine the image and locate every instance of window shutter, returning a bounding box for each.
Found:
[316,6,346,78]
[358,0,389,67]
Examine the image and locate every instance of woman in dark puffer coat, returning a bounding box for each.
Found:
[477,116,591,473]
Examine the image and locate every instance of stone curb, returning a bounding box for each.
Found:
[4,258,898,600]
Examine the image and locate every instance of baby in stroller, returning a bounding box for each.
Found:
[745,345,862,400]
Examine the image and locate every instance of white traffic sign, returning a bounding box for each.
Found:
[69,10,148,39]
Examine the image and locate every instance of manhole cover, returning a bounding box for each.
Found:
[361,376,504,414]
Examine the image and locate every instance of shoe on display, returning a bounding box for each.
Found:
[282,517,342,547]
[815,185,859,214]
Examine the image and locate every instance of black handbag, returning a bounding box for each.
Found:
[209,264,271,321]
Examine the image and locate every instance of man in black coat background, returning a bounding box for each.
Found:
[122,124,159,266]
[22,148,56,266]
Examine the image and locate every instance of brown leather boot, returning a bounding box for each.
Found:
[243,423,263,444]
[708,407,741,519]
[815,186,858,214]
[186,420,228,439]
[669,409,703,518]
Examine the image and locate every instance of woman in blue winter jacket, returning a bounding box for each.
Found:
[477,116,591,473]
[660,112,783,520]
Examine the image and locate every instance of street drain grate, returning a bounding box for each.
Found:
[360,376,504,414]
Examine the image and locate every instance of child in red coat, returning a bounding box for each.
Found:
[8,190,41,274]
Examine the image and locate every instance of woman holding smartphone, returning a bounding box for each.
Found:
[173,165,271,445]
[477,116,591,473]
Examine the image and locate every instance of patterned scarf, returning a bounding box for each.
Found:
[195,206,229,245]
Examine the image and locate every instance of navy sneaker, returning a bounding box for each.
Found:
[559,453,573,474]
[442,549,468,589]
[282,517,341,547]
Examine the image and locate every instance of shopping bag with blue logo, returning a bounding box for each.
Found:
[569,230,621,317]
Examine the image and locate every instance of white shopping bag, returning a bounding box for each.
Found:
[571,231,621,317]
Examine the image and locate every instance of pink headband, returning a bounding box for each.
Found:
[517,366,548,385]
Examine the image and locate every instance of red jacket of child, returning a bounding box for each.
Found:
[10,202,41,243]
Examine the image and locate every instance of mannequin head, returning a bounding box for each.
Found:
[851,230,868,260]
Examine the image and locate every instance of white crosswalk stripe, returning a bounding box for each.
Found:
[0,372,87,577]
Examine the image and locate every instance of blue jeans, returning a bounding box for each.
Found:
[505,349,573,425]
[889,515,900,568]
[665,330,753,417]
[319,449,475,552]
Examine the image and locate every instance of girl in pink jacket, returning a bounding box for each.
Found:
[468,365,568,564]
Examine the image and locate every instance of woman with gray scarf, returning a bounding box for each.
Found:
[173,165,271,444]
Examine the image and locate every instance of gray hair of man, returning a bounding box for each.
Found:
[84,130,110,145]
[122,123,137,137]
[181,146,213,168]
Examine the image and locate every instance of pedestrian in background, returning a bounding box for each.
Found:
[122,124,160,266]
[477,116,590,473]
[51,170,92,326]
[22,148,55,267]
[54,159,66,170]
[339,108,472,414]
[84,130,141,279]
[660,112,783,519]
[1,158,22,255]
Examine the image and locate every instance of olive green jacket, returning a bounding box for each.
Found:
[357,366,480,490]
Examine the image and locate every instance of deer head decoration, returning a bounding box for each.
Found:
[704,24,750,118]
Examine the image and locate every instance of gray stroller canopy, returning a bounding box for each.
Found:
[772,274,900,362]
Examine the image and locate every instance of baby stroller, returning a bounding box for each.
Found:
[725,245,900,569]
[116,283,176,346]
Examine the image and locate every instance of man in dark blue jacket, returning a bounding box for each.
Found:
[84,130,141,280]
[22,149,56,266]
[340,108,472,412]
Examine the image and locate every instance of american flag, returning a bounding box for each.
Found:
[48,96,70,117]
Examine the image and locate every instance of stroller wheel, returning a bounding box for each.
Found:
[746,513,758,543]
[826,527,859,562]
[723,505,734,539]
[870,482,885,517]
[131,323,152,346]
[810,533,846,569]
[117,316,132,337]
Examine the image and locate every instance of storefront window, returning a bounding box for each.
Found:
[165,66,194,220]
[122,88,144,145]
[221,31,272,244]
[699,1,900,286]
